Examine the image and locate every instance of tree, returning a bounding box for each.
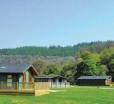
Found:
[100,48,114,80]
[96,65,107,76]
[43,64,61,75]
[32,60,46,75]
[76,52,101,78]
[100,48,114,64]
[61,61,76,84]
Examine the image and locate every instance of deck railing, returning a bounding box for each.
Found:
[35,82,49,90]
[0,82,49,95]
[0,82,34,91]
[0,82,49,96]
[0,82,49,91]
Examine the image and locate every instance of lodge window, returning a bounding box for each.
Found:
[7,75,12,79]
[0,75,6,82]
[7,75,13,88]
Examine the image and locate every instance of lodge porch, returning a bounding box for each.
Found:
[0,82,49,96]
[0,82,34,95]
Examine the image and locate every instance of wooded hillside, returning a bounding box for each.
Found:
[0,40,114,56]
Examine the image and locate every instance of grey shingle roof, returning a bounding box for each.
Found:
[35,75,66,79]
[78,76,111,80]
[0,64,33,73]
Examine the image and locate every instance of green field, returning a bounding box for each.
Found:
[0,87,114,104]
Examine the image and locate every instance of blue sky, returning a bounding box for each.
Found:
[0,0,114,48]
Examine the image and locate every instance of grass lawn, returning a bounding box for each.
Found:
[0,87,114,104]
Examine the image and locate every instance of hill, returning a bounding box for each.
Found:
[0,40,114,56]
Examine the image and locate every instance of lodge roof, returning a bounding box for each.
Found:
[0,64,38,74]
[35,75,66,79]
[77,76,111,80]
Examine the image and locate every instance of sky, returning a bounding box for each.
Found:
[0,0,114,48]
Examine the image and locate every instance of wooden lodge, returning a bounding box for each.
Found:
[0,64,49,96]
[76,76,112,86]
[35,75,70,88]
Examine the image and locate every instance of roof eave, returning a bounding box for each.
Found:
[23,65,39,75]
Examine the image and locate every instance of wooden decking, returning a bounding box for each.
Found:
[0,89,35,95]
[0,82,50,96]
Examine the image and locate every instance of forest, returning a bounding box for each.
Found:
[1,40,114,84]
[0,40,114,56]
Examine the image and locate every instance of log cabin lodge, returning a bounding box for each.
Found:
[35,75,70,88]
[0,64,45,95]
[76,76,112,86]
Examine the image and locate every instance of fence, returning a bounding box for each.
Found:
[50,82,70,88]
